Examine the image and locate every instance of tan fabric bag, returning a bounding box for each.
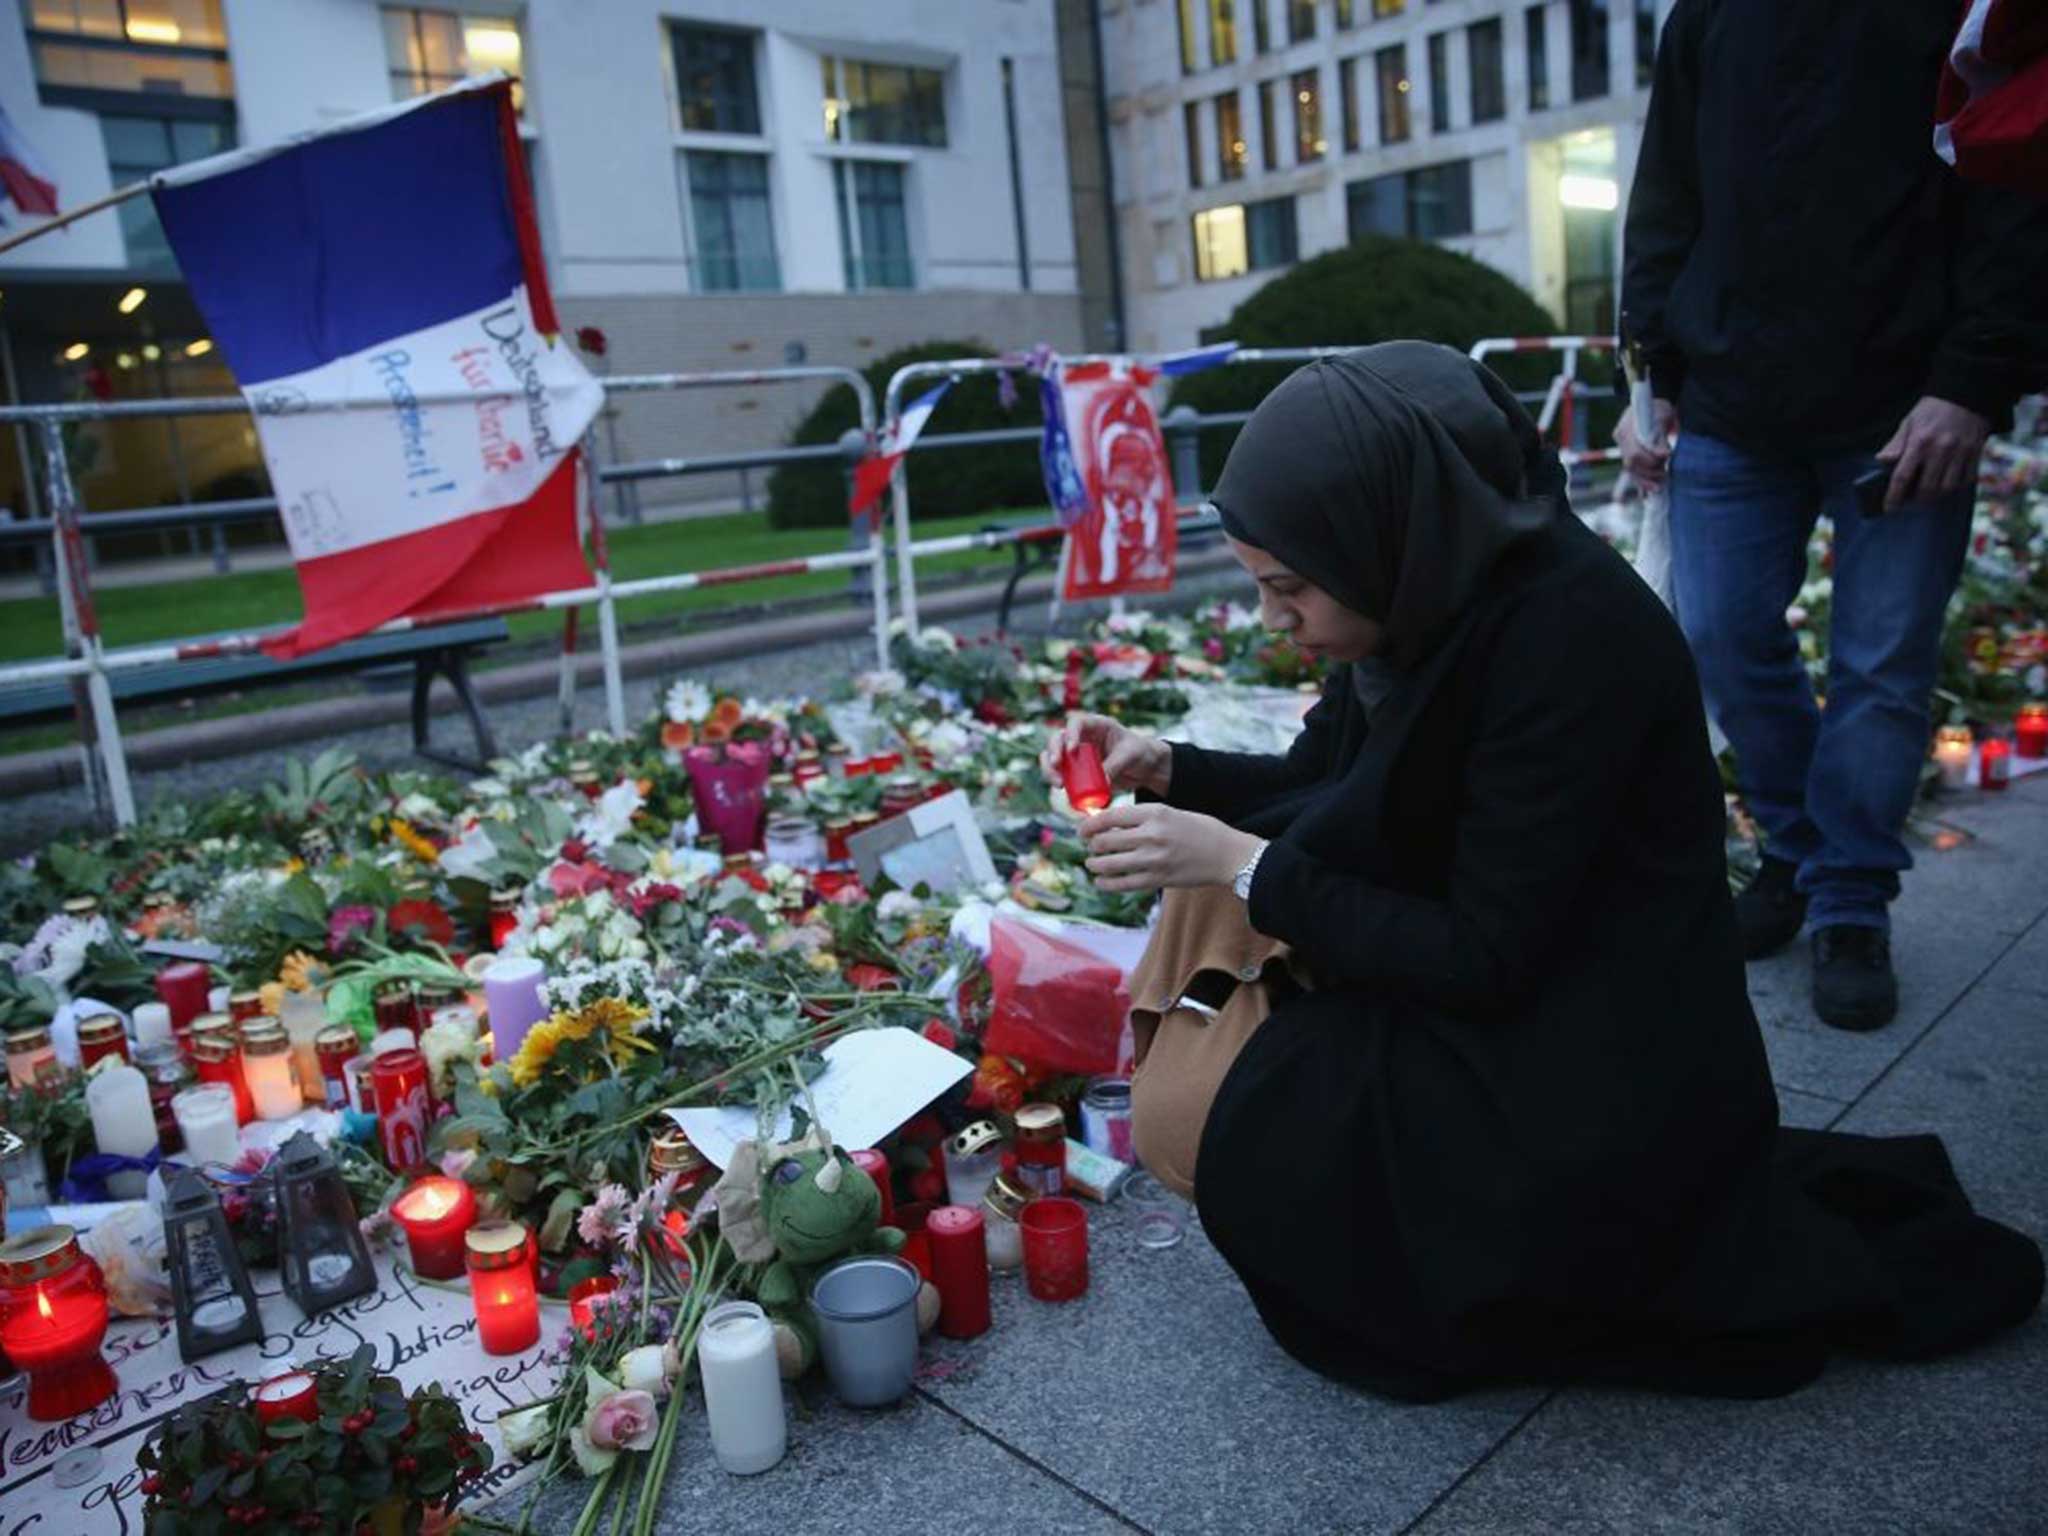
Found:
[1127,885,1304,1201]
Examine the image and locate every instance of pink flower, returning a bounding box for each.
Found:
[439,1148,478,1180]
[327,904,377,955]
[1203,637,1225,662]
[576,1184,633,1249]
[584,1389,659,1452]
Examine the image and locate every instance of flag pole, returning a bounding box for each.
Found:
[0,179,151,257]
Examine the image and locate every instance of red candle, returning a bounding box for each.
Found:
[228,991,264,1026]
[0,1226,119,1422]
[390,1176,478,1280]
[1019,1197,1089,1303]
[568,1275,622,1336]
[75,1013,130,1070]
[900,1229,934,1283]
[190,1029,255,1125]
[373,1048,433,1170]
[2015,704,2048,760]
[844,756,874,779]
[1062,740,1112,814]
[154,963,212,1031]
[1981,736,2013,792]
[851,1149,895,1228]
[926,1205,991,1340]
[869,750,904,775]
[466,1222,541,1355]
[253,1369,320,1426]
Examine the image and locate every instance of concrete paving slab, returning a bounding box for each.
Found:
[497,1386,1141,1536]
[1775,1085,1845,1131]
[1984,920,2048,1000]
[917,1196,1545,1536]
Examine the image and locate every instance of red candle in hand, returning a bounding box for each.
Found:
[1020,1197,1089,1303]
[851,1149,895,1228]
[466,1223,541,1356]
[0,1227,119,1422]
[253,1370,319,1426]
[1063,741,1112,814]
[568,1275,622,1336]
[154,962,212,1031]
[390,1176,478,1280]
[926,1205,991,1340]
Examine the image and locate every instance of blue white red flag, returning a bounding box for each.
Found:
[152,77,601,656]
[1155,341,1238,376]
[1039,362,1090,527]
[0,101,58,224]
[849,380,953,518]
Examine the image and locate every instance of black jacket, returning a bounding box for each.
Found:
[1621,0,2048,452]
[1168,513,2041,1398]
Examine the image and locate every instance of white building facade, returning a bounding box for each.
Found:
[0,0,1099,518]
[1100,0,1672,351]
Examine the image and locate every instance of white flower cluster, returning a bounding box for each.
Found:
[523,889,650,965]
[665,678,713,724]
[12,911,110,988]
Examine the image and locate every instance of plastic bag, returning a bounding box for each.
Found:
[981,913,1130,1077]
[685,742,770,852]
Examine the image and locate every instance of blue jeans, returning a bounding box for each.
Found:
[1668,431,1973,932]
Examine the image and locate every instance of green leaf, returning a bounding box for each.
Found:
[189,1465,227,1507]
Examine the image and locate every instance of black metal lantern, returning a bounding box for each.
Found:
[272,1131,376,1316]
[162,1169,264,1360]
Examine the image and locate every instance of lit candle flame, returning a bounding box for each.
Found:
[35,1288,54,1322]
[399,1181,459,1221]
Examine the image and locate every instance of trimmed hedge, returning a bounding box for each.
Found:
[1168,236,1566,488]
[766,339,1047,529]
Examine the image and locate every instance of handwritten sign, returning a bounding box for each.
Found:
[0,1251,561,1535]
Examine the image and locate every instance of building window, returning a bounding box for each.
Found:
[833,159,913,289]
[1634,0,1658,86]
[1570,0,1610,100]
[382,9,523,109]
[1192,195,1298,282]
[1258,78,1279,169]
[1346,158,1472,241]
[1376,44,1410,143]
[1210,0,1239,66]
[673,23,760,134]
[1184,99,1205,188]
[1526,5,1549,110]
[1468,19,1504,122]
[1177,0,1199,72]
[682,151,778,292]
[1252,0,1271,54]
[101,111,233,269]
[1339,55,1361,153]
[1336,0,1356,29]
[1292,67,1324,162]
[1216,90,1246,181]
[1426,32,1450,133]
[28,0,233,102]
[823,57,947,148]
[1289,0,1316,44]
[1373,0,1404,15]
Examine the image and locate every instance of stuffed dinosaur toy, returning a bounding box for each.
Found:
[713,1122,941,1378]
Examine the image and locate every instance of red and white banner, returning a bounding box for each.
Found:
[1057,360,1177,602]
[1934,0,2048,190]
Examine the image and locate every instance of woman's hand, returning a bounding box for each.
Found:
[1079,804,1262,893]
[1041,712,1172,798]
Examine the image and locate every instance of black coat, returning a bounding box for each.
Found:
[1168,513,2041,1399]
[1621,0,2048,453]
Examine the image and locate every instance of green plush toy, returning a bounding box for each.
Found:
[713,1123,941,1379]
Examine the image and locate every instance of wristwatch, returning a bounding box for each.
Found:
[1231,841,1268,902]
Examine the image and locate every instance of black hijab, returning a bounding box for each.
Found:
[1210,342,1564,671]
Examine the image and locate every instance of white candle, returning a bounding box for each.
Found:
[371,1028,416,1057]
[86,1063,158,1197]
[208,985,231,1014]
[242,1041,301,1122]
[697,1301,786,1475]
[1934,735,1974,790]
[278,991,328,1105]
[985,1212,1024,1272]
[132,1002,174,1053]
[173,1084,241,1165]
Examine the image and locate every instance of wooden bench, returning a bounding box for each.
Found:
[982,507,1227,631]
[0,617,511,771]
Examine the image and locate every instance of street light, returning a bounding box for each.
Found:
[1558,174,1619,211]
[185,339,214,357]
[62,342,88,362]
[117,287,147,314]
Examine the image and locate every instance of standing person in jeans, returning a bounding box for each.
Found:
[1617,0,2048,1031]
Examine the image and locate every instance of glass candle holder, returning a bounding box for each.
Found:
[943,1121,1005,1214]
[1062,740,1112,814]
[1080,1077,1135,1163]
[136,1041,192,1157]
[5,1027,59,1091]
[189,1027,255,1125]
[132,1001,174,1055]
[372,1048,432,1170]
[488,887,522,951]
[314,1027,357,1110]
[153,962,212,1031]
[228,991,265,1026]
[2016,704,2048,760]
[373,980,420,1039]
[391,1175,478,1280]
[1012,1102,1067,1198]
[466,1222,540,1355]
[568,1275,622,1337]
[698,1301,787,1475]
[171,1084,241,1166]
[0,1225,118,1421]
[1981,736,2013,792]
[253,1369,320,1427]
[75,1013,130,1070]
[277,990,328,1105]
[1020,1197,1089,1302]
[1933,724,1975,790]
[981,1171,1029,1272]
[240,1023,302,1122]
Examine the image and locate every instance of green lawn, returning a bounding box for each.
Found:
[0,509,1038,666]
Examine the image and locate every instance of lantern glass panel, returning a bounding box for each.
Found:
[272,1131,377,1315]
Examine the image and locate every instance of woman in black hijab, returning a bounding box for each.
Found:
[1049,343,2040,1400]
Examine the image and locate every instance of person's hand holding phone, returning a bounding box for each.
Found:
[1876,396,1989,510]
[1040,713,1172,799]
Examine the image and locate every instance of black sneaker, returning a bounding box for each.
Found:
[1812,926,1898,1032]
[1734,856,1807,959]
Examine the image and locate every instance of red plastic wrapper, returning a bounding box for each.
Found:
[981,915,1130,1077]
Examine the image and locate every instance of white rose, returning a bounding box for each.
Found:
[617,1344,672,1401]
[497,1403,554,1460]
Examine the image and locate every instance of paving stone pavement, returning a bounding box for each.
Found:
[496,776,2048,1536]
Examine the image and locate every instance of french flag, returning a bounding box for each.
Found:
[152,78,601,657]
[849,380,953,519]
[0,101,59,221]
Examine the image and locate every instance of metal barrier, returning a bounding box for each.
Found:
[1468,335,1623,469]
[0,366,880,827]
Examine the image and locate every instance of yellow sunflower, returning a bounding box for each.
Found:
[507,998,652,1089]
[390,819,440,864]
